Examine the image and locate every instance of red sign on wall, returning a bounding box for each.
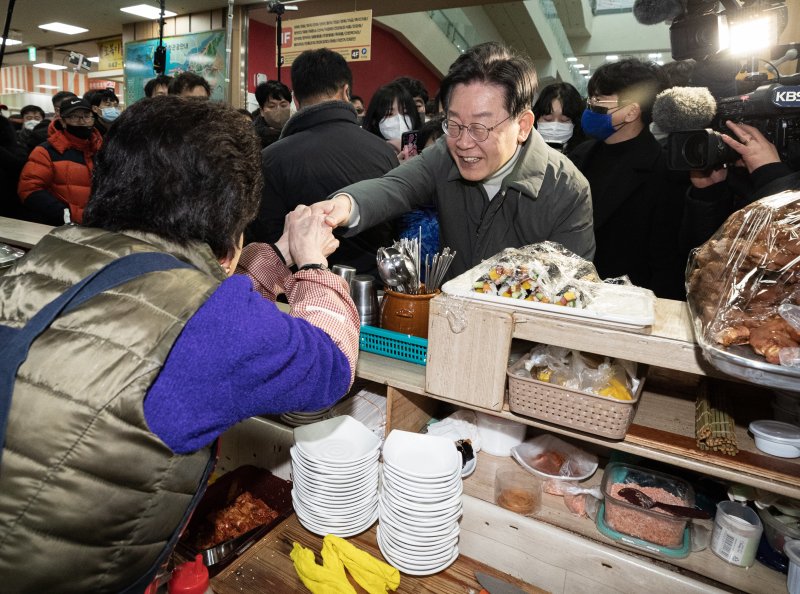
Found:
[88,80,118,92]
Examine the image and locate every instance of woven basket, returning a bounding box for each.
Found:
[507,357,645,440]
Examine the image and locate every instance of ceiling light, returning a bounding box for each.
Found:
[37,84,60,89]
[0,37,22,46]
[584,75,591,79]
[4,87,26,92]
[573,63,585,69]
[87,56,100,63]
[656,60,665,65]
[121,4,177,19]
[566,57,578,62]
[38,22,88,35]
[648,53,662,59]
[606,55,619,61]
[34,63,67,70]
[579,69,590,74]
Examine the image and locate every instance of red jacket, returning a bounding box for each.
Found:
[17,120,103,224]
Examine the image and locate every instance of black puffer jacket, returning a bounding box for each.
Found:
[248,101,399,278]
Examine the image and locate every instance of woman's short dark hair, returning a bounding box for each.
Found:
[84,97,262,259]
[438,42,538,118]
[533,82,587,151]
[417,114,445,150]
[362,82,422,139]
[587,58,668,125]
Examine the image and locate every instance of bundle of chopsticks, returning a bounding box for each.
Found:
[695,380,739,456]
[392,233,455,295]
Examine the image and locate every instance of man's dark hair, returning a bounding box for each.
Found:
[84,88,118,108]
[662,59,696,88]
[362,82,422,139]
[350,95,363,105]
[587,58,669,125]
[144,74,173,98]
[290,49,352,105]
[168,72,211,96]
[439,42,537,118]
[393,76,428,103]
[254,80,291,107]
[84,97,262,259]
[52,91,77,110]
[417,114,445,150]
[20,105,45,119]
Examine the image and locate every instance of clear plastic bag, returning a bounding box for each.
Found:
[687,190,800,366]
[511,434,599,481]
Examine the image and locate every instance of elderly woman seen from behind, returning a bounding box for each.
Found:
[0,96,359,593]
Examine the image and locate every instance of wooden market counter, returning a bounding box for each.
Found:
[1,216,795,593]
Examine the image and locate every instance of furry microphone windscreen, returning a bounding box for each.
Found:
[652,86,718,132]
[633,0,687,25]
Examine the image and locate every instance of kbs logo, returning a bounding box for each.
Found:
[773,86,800,105]
[280,28,293,48]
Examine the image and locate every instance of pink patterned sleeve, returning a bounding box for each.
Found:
[236,243,360,384]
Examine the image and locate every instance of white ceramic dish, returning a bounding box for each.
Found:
[381,488,462,514]
[377,534,459,575]
[749,420,800,458]
[380,520,460,547]
[292,478,378,504]
[381,477,462,503]
[296,508,379,538]
[290,444,381,468]
[378,497,462,527]
[292,486,379,512]
[377,527,456,563]
[381,463,462,490]
[381,458,461,484]
[461,456,477,478]
[379,515,461,537]
[294,415,381,463]
[380,524,459,552]
[382,430,461,478]
[293,494,377,525]
[291,459,380,484]
[292,474,379,500]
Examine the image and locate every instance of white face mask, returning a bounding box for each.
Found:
[537,121,574,145]
[23,119,40,131]
[378,114,413,140]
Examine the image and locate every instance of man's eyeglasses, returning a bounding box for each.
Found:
[63,113,94,123]
[442,114,512,142]
[586,98,629,115]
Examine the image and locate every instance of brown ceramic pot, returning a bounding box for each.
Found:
[380,289,439,339]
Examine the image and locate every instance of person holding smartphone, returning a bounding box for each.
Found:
[362,82,422,152]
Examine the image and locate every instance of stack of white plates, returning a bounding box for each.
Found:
[378,430,463,575]
[280,406,333,427]
[291,415,381,537]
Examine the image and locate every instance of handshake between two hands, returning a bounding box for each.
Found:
[272,198,352,269]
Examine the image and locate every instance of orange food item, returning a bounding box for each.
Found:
[530,451,565,475]
[198,491,278,549]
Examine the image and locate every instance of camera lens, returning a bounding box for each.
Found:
[682,132,708,169]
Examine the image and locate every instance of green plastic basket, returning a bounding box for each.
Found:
[359,325,428,366]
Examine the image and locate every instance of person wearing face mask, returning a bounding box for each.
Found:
[532,82,586,155]
[253,80,292,149]
[247,48,399,279]
[17,97,103,226]
[362,82,422,152]
[569,58,689,300]
[85,89,121,136]
[16,104,50,155]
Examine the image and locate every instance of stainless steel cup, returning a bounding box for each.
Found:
[350,274,379,327]
[331,264,357,289]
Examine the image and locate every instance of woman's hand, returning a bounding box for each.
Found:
[286,205,339,268]
[721,120,780,174]
[690,166,728,189]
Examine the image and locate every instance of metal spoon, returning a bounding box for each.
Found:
[377,248,405,291]
[617,487,711,519]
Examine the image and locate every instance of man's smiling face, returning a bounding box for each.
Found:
[445,81,532,182]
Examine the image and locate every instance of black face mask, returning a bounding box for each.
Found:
[66,124,92,140]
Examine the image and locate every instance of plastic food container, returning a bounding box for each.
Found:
[710,501,762,567]
[476,412,527,456]
[495,467,542,516]
[748,420,800,458]
[757,503,800,556]
[601,462,694,549]
[511,434,598,481]
[786,539,800,594]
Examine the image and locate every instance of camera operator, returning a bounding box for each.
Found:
[682,120,798,252]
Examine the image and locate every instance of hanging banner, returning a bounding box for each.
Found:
[124,30,226,104]
[98,38,124,71]
[277,10,372,68]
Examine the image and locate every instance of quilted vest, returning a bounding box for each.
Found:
[0,225,225,592]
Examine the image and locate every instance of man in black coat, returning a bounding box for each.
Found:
[247,48,399,277]
[570,58,688,300]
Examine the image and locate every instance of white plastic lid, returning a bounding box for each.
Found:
[749,420,800,444]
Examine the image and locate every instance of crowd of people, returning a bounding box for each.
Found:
[1,44,798,297]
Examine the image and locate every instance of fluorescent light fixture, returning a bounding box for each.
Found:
[39,22,88,35]
[0,37,22,46]
[656,60,665,65]
[606,55,619,61]
[648,53,662,59]
[4,87,26,92]
[37,84,59,89]
[566,57,578,62]
[121,4,177,19]
[87,56,100,63]
[579,69,590,74]
[573,63,585,69]
[728,16,776,55]
[584,75,591,79]
[34,62,67,70]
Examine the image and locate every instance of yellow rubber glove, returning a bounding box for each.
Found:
[290,541,355,594]
[323,535,400,594]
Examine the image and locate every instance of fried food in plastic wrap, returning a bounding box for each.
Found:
[197,491,279,549]
[687,190,800,366]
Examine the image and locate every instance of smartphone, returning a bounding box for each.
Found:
[401,130,419,157]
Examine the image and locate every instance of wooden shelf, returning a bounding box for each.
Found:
[462,452,784,594]
[0,216,51,249]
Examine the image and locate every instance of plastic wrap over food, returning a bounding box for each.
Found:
[471,242,601,307]
[687,190,800,366]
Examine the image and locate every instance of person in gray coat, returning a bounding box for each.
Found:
[312,41,594,281]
